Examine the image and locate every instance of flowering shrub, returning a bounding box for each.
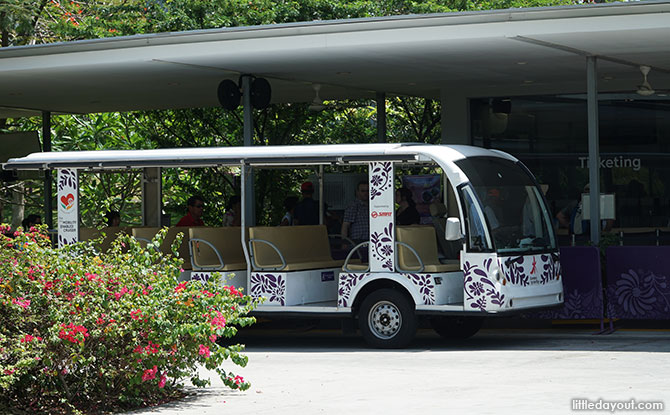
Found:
[0,225,257,413]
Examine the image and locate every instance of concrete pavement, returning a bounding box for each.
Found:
[126,329,670,415]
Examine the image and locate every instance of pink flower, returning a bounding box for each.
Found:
[12,297,30,309]
[114,286,130,300]
[142,365,157,381]
[224,285,243,297]
[234,375,245,385]
[198,344,210,358]
[209,334,218,343]
[20,334,41,343]
[158,373,167,388]
[130,309,142,320]
[174,282,187,293]
[210,311,226,329]
[58,323,89,344]
[4,369,15,375]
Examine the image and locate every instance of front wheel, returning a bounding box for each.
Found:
[430,316,483,339]
[359,288,416,348]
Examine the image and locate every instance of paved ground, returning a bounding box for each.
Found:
[127,328,670,415]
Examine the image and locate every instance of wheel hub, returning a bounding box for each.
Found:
[368,300,402,339]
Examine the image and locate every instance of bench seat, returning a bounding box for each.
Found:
[396,226,461,273]
[189,227,247,271]
[249,225,340,272]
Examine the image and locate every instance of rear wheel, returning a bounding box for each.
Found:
[430,316,483,339]
[359,288,416,348]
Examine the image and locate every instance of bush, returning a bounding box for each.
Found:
[0,225,257,413]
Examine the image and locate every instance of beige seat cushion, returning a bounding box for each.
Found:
[397,226,459,273]
[189,227,246,271]
[249,225,339,271]
[344,263,369,272]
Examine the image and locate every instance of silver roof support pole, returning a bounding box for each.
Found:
[42,111,53,231]
[587,55,601,246]
[242,75,255,226]
[319,165,324,224]
[376,92,386,143]
[240,163,251,279]
[141,167,161,226]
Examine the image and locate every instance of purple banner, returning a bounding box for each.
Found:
[606,247,670,319]
[529,246,602,319]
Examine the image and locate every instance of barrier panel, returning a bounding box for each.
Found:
[529,246,602,319]
[606,246,670,319]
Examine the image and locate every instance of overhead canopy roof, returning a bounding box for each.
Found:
[2,143,511,183]
[1,1,670,118]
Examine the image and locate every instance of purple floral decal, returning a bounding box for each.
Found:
[499,254,559,287]
[58,169,77,192]
[464,258,505,311]
[370,223,394,272]
[540,254,561,284]
[250,273,286,305]
[338,273,368,307]
[191,272,211,284]
[609,269,669,318]
[530,287,601,319]
[369,162,392,201]
[499,256,527,286]
[405,274,435,305]
[58,234,77,246]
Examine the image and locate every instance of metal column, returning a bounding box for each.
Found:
[376,92,386,143]
[42,111,53,229]
[587,56,601,245]
[241,75,255,226]
[142,167,162,226]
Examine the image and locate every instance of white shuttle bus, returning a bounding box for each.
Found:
[4,143,563,348]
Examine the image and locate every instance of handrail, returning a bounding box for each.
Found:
[248,238,287,271]
[342,241,370,273]
[394,241,425,273]
[188,237,226,271]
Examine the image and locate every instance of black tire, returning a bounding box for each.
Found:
[359,288,416,349]
[430,316,483,339]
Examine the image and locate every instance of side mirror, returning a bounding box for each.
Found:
[445,217,463,241]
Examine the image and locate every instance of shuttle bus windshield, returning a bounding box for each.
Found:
[455,156,556,255]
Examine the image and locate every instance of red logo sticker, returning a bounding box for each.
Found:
[60,193,75,210]
[371,211,392,218]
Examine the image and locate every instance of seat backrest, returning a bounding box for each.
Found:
[249,225,332,266]
[429,193,461,260]
[189,227,246,266]
[79,227,101,241]
[80,227,129,252]
[396,226,440,269]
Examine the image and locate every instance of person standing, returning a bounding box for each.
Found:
[176,195,205,227]
[341,180,369,245]
[395,187,420,226]
[293,182,319,226]
[223,195,241,227]
[280,196,299,226]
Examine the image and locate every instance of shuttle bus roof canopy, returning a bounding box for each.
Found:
[2,143,516,184]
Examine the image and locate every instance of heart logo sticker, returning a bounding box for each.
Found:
[60,193,75,210]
